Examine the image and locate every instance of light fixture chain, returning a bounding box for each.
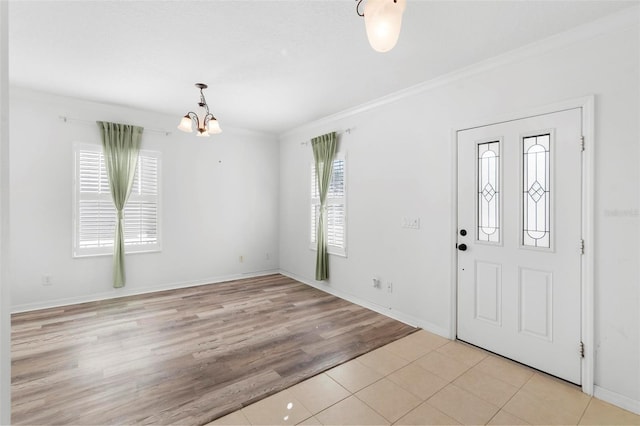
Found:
[199,87,211,116]
[177,83,222,136]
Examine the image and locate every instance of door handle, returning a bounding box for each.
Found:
[458,243,468,251]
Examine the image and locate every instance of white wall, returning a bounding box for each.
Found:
[9,88,280,310]
[0,0,11,422]
[279,9,640,411]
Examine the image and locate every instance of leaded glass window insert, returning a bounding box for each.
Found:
[477,141,500,243]
[523,134,551,248]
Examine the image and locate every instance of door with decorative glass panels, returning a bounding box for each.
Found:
[457,108,583,385]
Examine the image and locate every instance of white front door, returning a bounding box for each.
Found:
[457,108,583,384]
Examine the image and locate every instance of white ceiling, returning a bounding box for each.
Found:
[8,0,637,134]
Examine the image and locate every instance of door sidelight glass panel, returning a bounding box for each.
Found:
[523,134,551,248]
[477,141,500,243]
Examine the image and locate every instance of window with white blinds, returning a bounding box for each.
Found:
[74,144,161,257]
[310,156,346,256]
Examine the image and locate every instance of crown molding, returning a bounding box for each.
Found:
[11,85,278,140]
[280,5,639,139]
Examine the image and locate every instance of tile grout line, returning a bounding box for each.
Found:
[492,368,537,424]
[214,331,640,426]
[303,374,354,422]
[356,354,437,425]
[345,343,442,425]
[446,361,507,426]
[575,396,594,426]
[352,393,392,424]
[401,343,472,425]
[312,364,390,425]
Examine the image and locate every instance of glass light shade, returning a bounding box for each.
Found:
[177,115,194,133]
[364,0,406,53]
[196,127,210,137]
[208,118,222,134]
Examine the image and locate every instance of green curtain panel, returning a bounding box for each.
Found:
[311,132,337,281]
[97,121,143,288]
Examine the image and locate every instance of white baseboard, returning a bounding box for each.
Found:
[594,385,640,415]
[15,268,640,417]
[11,269,280,313]
[279,269,451,339]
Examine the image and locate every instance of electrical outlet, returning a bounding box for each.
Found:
[372,278,381,288]
[401,217,421,229]
[42,274,52,286]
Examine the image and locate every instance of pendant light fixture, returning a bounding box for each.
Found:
[177,83,222,137]
[356,0,406,53]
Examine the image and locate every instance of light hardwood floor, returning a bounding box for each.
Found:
[11,274,415,425]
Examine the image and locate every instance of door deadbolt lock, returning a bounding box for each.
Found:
[458,243,468,251]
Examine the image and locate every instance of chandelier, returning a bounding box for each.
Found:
[177,83,222,137]
[356,0,407,53]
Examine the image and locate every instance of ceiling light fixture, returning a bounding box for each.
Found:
[356,0,406,53]
[177,83,222,137]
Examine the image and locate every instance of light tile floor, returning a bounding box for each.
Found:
[208,330,640,425]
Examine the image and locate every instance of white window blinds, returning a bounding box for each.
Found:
[310,157,346,256]
[74,144,161,257]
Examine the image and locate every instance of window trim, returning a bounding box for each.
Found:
[72,143,162,258]
[309,154,347,257]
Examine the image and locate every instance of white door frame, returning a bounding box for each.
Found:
[449,95,595,395]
